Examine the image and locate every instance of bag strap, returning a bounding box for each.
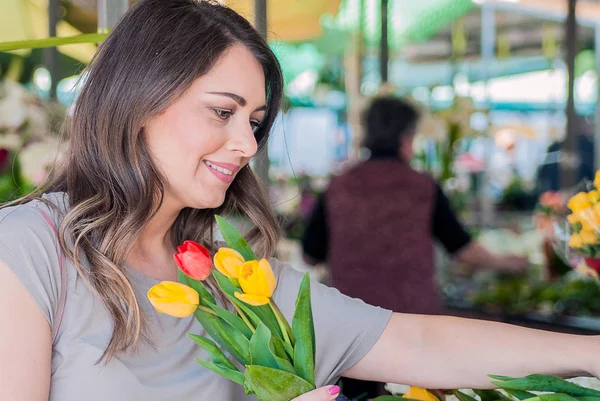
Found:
[38,209,67,346]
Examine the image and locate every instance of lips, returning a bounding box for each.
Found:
[203,160,240,184]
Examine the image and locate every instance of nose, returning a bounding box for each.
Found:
[227,121,258,158]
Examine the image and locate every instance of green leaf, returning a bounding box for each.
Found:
[177,270,216,306]
[371,397,404,401]
[249,323,295,373]
[194,358,244,386]
[213,270,284,341]
[206,302,253,340]
[454,390,480,401]
[243,365,315,401]
[193,308,250,366]
[187,334,238,371]
[535,394,586,401]
[491,375,600,397]
[0,33,108,52]
[489,375,517,382]
[215,215,256,261]
[291,272,316,386]
[504,390,537,401]
[474,390,511,401]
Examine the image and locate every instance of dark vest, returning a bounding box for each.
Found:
[325,160,441,314]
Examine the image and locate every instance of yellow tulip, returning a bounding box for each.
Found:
[580,229,598,245]
[214,247,245,279]
[568,192,592,213]
[234,259,276,306]
[589,190,600,204]
[147,281,199,318]
[569,233,583,249]
[403,387,439,401]
[595,170,600,190]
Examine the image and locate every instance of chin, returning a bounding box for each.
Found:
[191,195,227,210]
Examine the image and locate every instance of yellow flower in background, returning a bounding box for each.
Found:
[403,387,439,401]
[568,192,592,213]
[594,203,600,216]
[147,281,199,318]
[567,213,580,225]
[580,229,598,245]
[595,170,600,190]
[234,259,276,306]
[569,233,584,249]
[589,190,600,204]
[214,247,245,279]
[579,208,600,231]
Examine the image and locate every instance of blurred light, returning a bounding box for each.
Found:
[33,68,51,92]
[287,69,318,96]
[453,73,470,96]
[431,86,454,102]
[411,87,430,104]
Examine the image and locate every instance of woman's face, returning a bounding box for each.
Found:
[144,44,267,211]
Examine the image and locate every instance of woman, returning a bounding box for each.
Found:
[0,2,597,401]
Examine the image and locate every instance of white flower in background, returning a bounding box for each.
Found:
[417,112,447,142]
[19,137,66,186]
[25,101,51,139]
[0,81,27,130]
[0,133,23,151]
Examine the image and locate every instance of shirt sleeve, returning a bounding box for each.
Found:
[431,183,472,254]
[301,192,329,262]
[271,259,392,386]
[0,202,62,327]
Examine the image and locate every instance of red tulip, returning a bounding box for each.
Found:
[174,240,212,280]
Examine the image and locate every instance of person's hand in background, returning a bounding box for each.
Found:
[456,242,529,274]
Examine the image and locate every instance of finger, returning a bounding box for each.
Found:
[293,385,341,401]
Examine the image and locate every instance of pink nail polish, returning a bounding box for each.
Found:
[328,385,340,395]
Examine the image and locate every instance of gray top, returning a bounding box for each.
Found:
[0,192,392,401]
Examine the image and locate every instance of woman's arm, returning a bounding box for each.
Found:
[0,260,52,401]
[344,312,596,389]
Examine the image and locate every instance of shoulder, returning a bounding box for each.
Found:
[0,192,68,236]
[0,193,68,326]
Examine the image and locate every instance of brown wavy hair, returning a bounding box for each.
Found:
[12,0,283,362]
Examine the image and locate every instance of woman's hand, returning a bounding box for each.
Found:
[292,385,341,401]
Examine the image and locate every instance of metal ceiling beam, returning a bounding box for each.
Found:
[480,0,598,28]
[253,0,270,187]
[561,0,579,189]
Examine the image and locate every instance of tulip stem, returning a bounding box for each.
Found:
[232,302,255,333]
[269,301,295,349]
[197,305,218,316]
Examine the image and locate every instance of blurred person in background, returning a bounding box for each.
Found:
[302,96,529,399]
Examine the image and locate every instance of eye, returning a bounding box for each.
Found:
[250,120,262,133]
[213,108,233,120]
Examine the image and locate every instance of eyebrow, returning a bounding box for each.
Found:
[207,91,267,112]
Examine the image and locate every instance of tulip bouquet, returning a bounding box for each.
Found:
[373,375,600,401]
[147,216,316,401]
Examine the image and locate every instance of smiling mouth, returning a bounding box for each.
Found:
[204,161,234,176]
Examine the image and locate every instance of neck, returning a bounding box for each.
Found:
[128,196,182,279]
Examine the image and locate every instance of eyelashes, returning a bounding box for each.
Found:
[212,108,262,133]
